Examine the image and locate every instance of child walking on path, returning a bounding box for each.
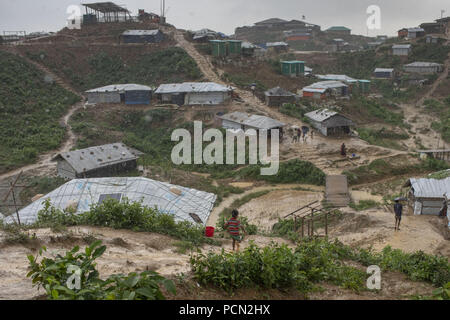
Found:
[224,209,246,252]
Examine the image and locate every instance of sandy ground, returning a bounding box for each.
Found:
[207,184,324,228]
[239,189,323,232]
[0,226,292,300]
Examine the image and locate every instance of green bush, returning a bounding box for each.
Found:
[234,159,326,185]
[27,241,176,300]
[352,246,450,287]
[191,239,450,294]
[190,239,367,294]
[36,198,219,247]
[349,200,380,211]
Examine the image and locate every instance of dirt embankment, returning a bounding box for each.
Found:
[0,222,442,301]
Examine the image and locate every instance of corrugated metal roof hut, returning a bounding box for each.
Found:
[264,87,296,107]
[302,81,349,99]
[53,143,144,179]
[407,27,425,38]
[392,44,411,56]
[305,109,355,136]
[155,82,234,105]
[218,112,285,132]
[86,84,152,105]
[373,68,395,79]
[122,30,164,43]
[403,62,443,74]
[404,177,450,216]
[2,177,217,226]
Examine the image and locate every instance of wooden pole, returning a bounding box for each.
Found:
[10,183,20,226]
[325,212,328,237]
[294,216,297,231]
[3,171,23,203]
[307,219,310,237]
[310,211,314,236]
[301,217,304,238]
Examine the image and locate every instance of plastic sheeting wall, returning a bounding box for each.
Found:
[3,177,217,226]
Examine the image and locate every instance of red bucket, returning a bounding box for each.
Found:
[205,226,215,238]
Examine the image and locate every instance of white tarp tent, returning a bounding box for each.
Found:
[2,177,217,226]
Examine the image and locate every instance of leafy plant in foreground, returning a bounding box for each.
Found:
[27,241,176,300]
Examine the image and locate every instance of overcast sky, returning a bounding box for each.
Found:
[0,0,449,37]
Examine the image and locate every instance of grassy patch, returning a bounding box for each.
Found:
[357,127,408,150]
[0,51,80,173]
[212,159,326,186]
[349,200,380,211]
[426,98,450,143]
[344,156,450,186]
[26,47,202,92]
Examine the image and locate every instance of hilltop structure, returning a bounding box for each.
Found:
[325,26,351,36]
[235,18,321,43]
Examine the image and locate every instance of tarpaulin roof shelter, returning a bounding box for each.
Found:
[1,177,217,226]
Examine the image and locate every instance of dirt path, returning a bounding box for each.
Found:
[416,37,450,107]
[400,103,446,150]
[332,207,449,257]
[0,47,85,181]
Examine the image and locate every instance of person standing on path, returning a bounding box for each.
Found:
[341,143,347,157]
[394,199,403,231]
[224,209,246,252]
[440,194,448,218]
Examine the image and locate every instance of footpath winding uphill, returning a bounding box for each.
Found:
[0,46,85,181]
[399,37,450,150]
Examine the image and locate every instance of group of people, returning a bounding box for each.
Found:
[291,127,313,144]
